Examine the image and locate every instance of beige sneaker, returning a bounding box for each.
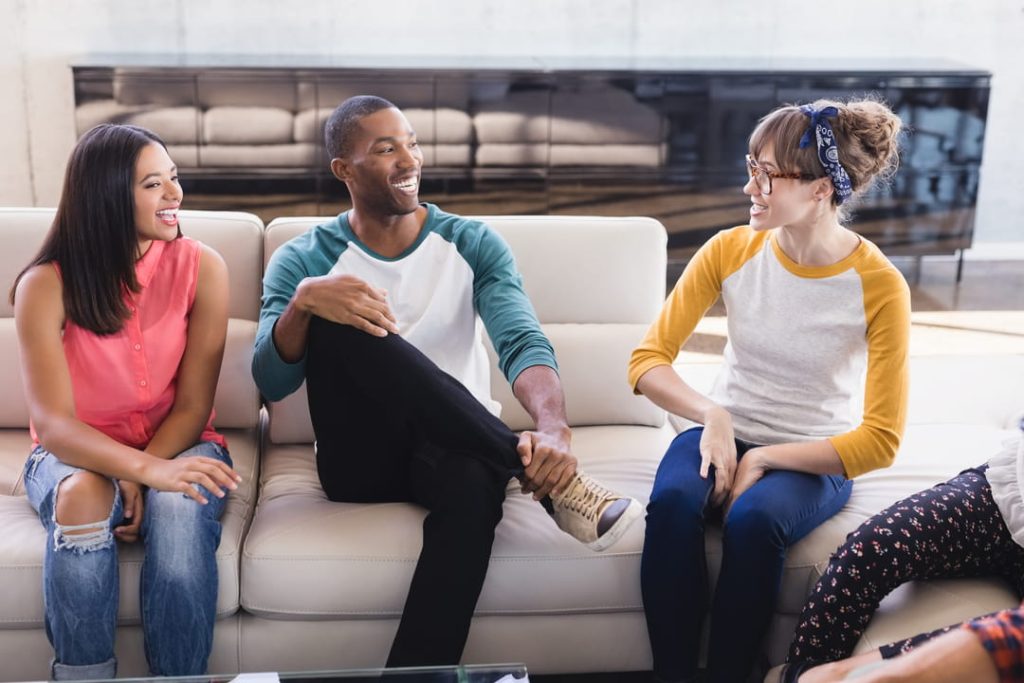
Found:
[550,471,642,552]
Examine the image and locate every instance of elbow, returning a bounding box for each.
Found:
[628,348,673,394]
[260,385,289,404]
[251,361,298,404]
[872,421,903,470]
[31,414,68,457]
[252,369,287,403]
[251,353,284,403]
[834,423,902,478]
[878,436,900,470]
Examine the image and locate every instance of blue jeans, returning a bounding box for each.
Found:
[24,441,231,680]
[641,427,852,683]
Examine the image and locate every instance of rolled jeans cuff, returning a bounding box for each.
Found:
[52,656,116,681]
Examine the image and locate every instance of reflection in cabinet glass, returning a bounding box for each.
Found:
[73,55,990,271]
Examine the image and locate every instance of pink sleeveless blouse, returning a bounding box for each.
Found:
[30,237,226,451]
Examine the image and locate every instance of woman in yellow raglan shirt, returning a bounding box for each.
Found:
[628,99,911,683]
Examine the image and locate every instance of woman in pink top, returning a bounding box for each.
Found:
[11,124,241,680]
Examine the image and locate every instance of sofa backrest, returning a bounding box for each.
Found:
[262,214,668,445]
[0,208,265,493]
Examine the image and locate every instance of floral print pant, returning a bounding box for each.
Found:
[788,466,1024,662]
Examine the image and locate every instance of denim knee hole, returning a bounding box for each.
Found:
[51,474,117,554]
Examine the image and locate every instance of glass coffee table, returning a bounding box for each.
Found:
[51,664,528,683]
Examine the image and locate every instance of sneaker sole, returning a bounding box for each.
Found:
[586,497,643,552]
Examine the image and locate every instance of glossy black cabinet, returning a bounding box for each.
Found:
[73,55,990,266]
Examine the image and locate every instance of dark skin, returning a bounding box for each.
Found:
[271,106,577,499]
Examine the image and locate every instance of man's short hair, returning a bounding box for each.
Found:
[324,95,396,159]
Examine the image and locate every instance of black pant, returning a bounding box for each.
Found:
[305,317,525,667]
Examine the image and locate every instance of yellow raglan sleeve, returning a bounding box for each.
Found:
[828,262,911,478]
[628,230,731,393]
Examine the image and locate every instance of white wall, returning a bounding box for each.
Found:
[1,0,1021,241]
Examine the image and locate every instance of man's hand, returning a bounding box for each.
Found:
[299,274,399,337]
[139,456,240,505]
[700,407,737,507]
[517,427,577,500]
[114,480,144,543]
[725,447,770,516]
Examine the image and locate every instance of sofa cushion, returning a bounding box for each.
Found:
[166,144,199,169]
[473,91,550,144]
[549,143,666,167]
[179,211,265,322]
[429,143,473,167]
[0,429,259,628]
[241,423,674,618]
[476,216,667,325]
[0,431,32,495]
[75,99,145,135]
[473,87,666,146]
[476,143,550,167]
[203,106,295,145]
[490,324,665,431]
[197,78,298,111]
[200,143,320,168]
[125,107,200,145]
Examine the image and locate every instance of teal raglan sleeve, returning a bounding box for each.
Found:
[470,226,557,385]
[251,241,314,402]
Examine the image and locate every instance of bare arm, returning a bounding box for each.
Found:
[635,363,724,425]
[727,439,847,511]
[636,364,738,506]
[511,365,577,500]
[145,244,228,459]
[15,264,237,504]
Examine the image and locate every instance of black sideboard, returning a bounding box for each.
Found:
[72,55,991,271]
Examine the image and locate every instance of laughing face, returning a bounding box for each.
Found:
[743,146,821,232]
[133,141,181,253]
[336,107,424,217]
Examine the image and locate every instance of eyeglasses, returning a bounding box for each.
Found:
[745,154,815,195]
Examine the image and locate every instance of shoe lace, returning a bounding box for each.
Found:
[558,475,616,522]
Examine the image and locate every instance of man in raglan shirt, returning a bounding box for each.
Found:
[252,95,642,668]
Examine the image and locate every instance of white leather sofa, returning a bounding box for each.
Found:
[0,208,1020,680]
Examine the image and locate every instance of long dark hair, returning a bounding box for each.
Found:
[10,124,177,335]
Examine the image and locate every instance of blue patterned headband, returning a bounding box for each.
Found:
[798,105,853,205]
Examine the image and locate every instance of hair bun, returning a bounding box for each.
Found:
[832,98,903,187]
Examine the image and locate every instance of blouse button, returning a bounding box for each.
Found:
[139,380,147,387]
[133,344,142,351]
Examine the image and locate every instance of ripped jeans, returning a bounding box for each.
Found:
[23,441,231,680]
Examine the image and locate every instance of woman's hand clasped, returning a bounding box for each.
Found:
[114,480,144,543]
[725,446,771,516]
[700,407,737,508]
